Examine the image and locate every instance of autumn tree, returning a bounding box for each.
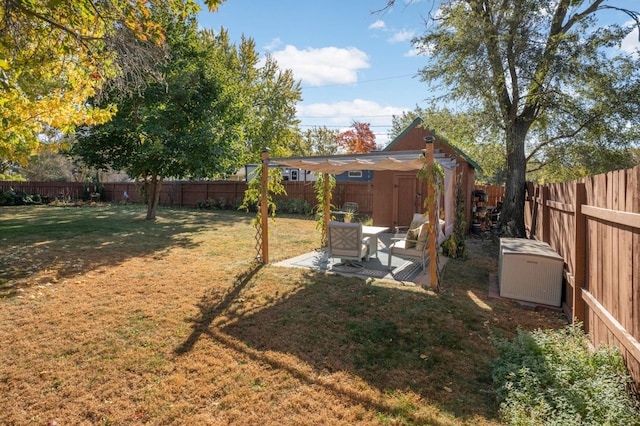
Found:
[383,0,640,237]
[71,12,301,220]
[336,121,378,154]
[0,0,224,165]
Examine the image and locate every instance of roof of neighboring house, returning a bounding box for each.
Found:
[384,117,482,171]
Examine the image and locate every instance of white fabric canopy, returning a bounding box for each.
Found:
[271,150,457,174]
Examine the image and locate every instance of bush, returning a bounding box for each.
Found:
[196,198,246,211]
[0,190,17,205]
[274,198,312,215]
[0,190,44,206]
[492,323,640,425]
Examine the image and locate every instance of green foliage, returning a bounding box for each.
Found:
[416,157,444,216]
[393,0,640,236]
[0,190,44,206]
[240,166,287,232]
[297,126,341,156]
[71,10,301,220]
[442,174,468,259]
[492,323,640,425]
[389,106,507,185]
[195,198,243,211]
[274,199,313,215]
[313,173,336,246]
[0,0,224,165]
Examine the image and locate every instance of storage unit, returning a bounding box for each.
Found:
[499,238,564,307]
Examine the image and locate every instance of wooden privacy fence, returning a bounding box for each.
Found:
[1,180,375,217]
[103,181,374,216]
[524,165,640,387]
[0,181,86,201]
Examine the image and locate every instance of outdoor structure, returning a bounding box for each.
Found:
[271,140,460,288]
[378,117,479,233]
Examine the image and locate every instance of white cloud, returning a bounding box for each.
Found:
[369,19,386,30]
[621,23,639,58]
[271,45,370,86]
[264,37,283,52]
[297,99,411,145]
[387,29,415,43]
[298,99,407,124]
[404,48,420,57]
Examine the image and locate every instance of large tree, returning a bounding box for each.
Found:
[0,0,224,165]
[71,12,301,219]
[384,0,640,237]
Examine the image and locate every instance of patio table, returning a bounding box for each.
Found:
[362,225,389,258]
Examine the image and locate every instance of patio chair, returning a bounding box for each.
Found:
[327,220,370,268]
[387,215,446,273]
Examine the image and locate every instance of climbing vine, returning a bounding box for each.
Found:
[417,160,444,214]
[442,173,468,259]
[313,173,336,247]
[417,156,445,291]
[240,167,286,258]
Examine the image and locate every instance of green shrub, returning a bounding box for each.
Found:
[0,190,17,205]
[0,190,45,206]
[492,323,640,425]
[274,198,312,215]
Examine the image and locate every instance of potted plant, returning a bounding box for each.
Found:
[344,208,355,223]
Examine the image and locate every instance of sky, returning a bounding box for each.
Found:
[198,1,640,148]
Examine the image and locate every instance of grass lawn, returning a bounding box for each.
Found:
[0,204,567,425]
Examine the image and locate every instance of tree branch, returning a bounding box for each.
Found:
[8,0,105,43]
[525,117,595,163]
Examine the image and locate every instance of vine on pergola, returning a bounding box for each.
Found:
[313,173,336,247]
[240,166,286,261]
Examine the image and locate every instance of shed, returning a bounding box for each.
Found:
[377,117,479,233]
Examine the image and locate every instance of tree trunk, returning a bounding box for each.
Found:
[145,174,162,220]
[500,122,528,237]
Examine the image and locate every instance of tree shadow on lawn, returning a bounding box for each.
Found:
[176,266,503,423]
[0,205,253,297]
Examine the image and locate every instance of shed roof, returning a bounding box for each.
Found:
[384,117,482,171]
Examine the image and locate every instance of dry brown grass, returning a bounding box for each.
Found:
[0,205,567,425]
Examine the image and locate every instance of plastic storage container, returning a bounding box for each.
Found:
[499,238,564,307]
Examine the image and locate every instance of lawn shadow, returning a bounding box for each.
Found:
[0,205,253,297]
[186,266,501,423]
[174,262,263,355]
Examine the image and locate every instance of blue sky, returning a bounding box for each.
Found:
[199,1,640,148]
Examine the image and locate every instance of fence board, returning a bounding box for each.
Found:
[611,171,620,321]
[525,165,640,387]
[632,168,640,339]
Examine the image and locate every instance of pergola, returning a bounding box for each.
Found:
[259,140,459,288]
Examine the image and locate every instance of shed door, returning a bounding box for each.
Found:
[392,174,422,229]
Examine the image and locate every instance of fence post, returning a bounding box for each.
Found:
[425,136,438,290]
[261,148,269,264]
[542,185,550,243]
[573,181,587,325]
[323,173,330,247]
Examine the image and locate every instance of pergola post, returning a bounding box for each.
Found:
[425,137,438,289]
[323,173,330,247]
[261,148,269,264]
